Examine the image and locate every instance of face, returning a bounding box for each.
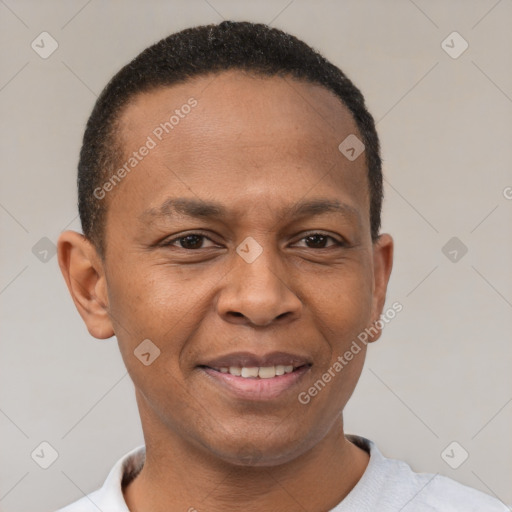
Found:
[61,70,393,467]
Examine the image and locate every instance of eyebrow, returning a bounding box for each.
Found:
[139,197,361,224]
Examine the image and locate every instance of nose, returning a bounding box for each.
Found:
[216,245,302,328]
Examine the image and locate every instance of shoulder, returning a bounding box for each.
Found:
[409,472,508,512]
[54,445,145,512]
[54,490,104,512]
[342,435,508,512]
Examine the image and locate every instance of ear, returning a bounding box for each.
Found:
[367,233,394,343]
[57,230,114,339]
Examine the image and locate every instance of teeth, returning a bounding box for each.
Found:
[258,366,275,379]
[241,367,259,378]
[275,365,285,376]
[229,366,241,376]
[217,365,299,378]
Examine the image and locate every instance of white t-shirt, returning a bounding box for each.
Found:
[55,435,508,511]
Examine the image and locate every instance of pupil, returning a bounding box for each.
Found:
[306,235,326,248]
[181,235,202,249]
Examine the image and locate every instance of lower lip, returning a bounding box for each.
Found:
[200,366,311,401]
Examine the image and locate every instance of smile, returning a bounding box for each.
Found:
[199,364,311,401]
[209,364,299,378]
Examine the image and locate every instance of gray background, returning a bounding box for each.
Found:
[1,0,511,511]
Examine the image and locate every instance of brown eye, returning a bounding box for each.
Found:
[177,234,204,249]
[305,234,329,248]
[294,233,342,249]
[163,233,218,250]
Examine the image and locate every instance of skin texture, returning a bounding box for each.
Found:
[58,70,393,512]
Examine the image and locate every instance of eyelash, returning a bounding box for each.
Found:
[161,231,345,250]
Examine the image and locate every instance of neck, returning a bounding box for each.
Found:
[124,405,369,512]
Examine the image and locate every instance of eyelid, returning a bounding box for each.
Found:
[292,231,345,247]
[161,231,219,248]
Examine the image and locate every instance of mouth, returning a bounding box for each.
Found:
[200,363,308,379]
[197,351,312,401]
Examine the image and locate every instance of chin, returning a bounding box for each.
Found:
[205,427,315,468]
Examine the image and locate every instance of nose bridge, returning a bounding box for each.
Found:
[217,236,302,326]
[237,238,281,289]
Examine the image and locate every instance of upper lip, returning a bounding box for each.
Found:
[200,351,312,369]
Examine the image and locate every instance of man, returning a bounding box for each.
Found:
[56,20,506,511]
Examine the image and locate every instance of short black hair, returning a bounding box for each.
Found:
[78,20,382,258]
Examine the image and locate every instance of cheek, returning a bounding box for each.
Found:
[306,259,373,405]
[106,263,217,376]
[315,261,374,331]
[107,263,189,327]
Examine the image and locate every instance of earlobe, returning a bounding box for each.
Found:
[57,231,115,340]
[368,233,394,343]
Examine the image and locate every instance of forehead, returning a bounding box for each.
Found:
[107,70,368,228]
[119,70,359,149]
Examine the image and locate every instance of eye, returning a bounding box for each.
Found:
[293,233,344,249]
[161,231,344,251]
[163,233,218,250]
